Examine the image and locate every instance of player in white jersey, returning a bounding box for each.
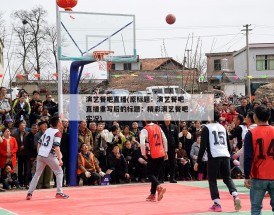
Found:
[26,116,69,200]
[194,111,241,212]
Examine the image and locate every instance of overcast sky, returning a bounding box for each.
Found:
[3,0,274,62]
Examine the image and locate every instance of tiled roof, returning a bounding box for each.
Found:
[140,57,184,70]
[108,70,199,92]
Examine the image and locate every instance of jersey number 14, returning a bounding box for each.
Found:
[256,138,274,159]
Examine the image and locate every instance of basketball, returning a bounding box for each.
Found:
[166,14,176,25]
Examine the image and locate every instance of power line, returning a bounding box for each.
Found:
[3,32,242,45]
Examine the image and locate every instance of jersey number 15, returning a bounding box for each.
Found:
[212,131,225,145]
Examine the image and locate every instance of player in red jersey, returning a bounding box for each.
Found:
[140,121,168,202]
[244,105,274,214]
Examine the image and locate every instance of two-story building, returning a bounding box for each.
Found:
[205,52,245,96]
[234,43,274,95]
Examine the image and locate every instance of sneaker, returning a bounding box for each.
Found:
[56,193,69,199]
[26,193,32,200]
[209,203,222,212]
[234,196,242,211]
[156,186,166,201]
[146,194,156,202]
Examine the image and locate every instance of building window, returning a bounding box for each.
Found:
[111,63,116,71]
[214,59,221,71]
[123,63,132,70]
[256,55,274,70]
[164,88,173,94]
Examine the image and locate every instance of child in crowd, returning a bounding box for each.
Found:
[1,163,22,190]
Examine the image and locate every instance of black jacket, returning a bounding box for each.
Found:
[25,132,37,159]
[236,106,250,118]
[179,134,193,156]
[160,123,179,153]
[43,100,58,116]
[107,152,128,173]
[60,130,69,163]
[229,125,243,149]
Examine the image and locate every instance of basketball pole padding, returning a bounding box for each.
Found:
[68,60,94,186]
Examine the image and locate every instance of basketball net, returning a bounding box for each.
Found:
[93,51,114,71]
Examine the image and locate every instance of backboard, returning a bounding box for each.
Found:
[57,11,137,62]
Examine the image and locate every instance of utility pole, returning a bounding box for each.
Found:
[186,49,192,69]
[182,56,187,88]
[56,5,63,118]
[242,24,252,99]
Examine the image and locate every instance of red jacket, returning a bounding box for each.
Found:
[0,137,18,169]
[225,111,239,124]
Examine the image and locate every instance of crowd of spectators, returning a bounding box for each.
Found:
[0,86,274,192]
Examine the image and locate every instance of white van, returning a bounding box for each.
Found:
[146,86,191,99]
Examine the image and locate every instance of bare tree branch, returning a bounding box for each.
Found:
[0,12,6,44]
[12,6,49,78]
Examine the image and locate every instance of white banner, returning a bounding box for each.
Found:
[63,94,214,121]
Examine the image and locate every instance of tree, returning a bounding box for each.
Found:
[0,12,6,44]
[45,25,58,73]
[12,6,49,76]
[12,20,33,74]
[182,34,206,93]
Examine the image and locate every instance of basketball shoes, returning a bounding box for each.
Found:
[156,186,166,201]
[209,202,222,212]
[56,193,69,199]
[146,194,156,202]
[26,193,32,200]
[234,196,242,211]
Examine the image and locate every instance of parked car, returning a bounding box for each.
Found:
[146,85,191,100]
[106,89,129,96]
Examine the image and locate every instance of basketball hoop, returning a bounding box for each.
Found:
[93,51,114,71]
